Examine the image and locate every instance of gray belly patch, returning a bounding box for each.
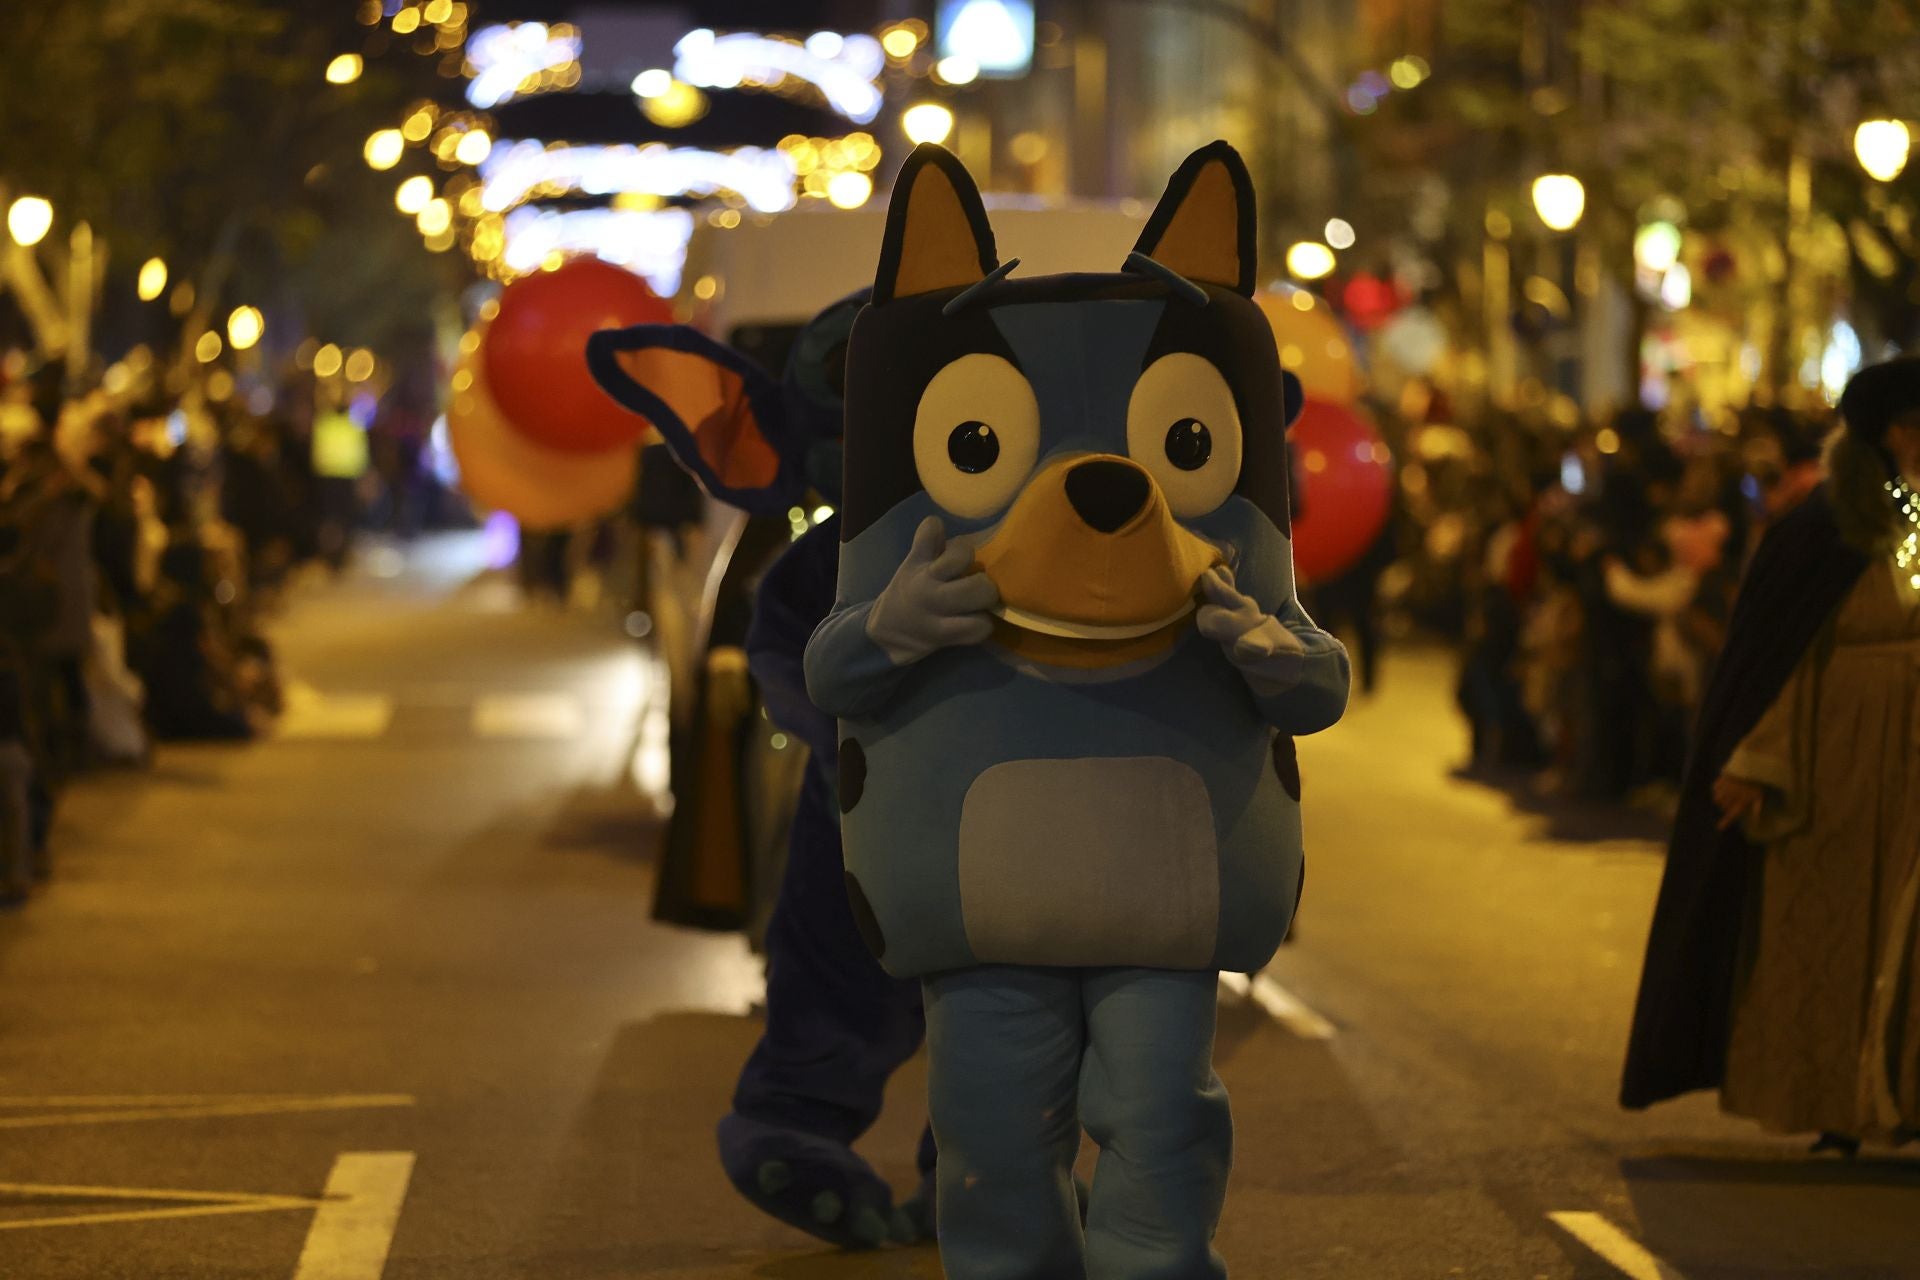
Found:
[956,756,1219,967]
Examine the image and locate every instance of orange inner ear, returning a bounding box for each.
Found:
[892,164,989,298]
[614,348,780,490]
[1143,160,1241,290]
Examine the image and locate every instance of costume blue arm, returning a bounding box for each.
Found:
[1196,565,1351,735]
[747,519,843,758]
[805,516,998,719]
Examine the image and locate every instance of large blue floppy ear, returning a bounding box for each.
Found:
[586,324,805,517]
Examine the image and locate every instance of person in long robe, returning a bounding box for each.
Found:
[1622,356,1920,1152]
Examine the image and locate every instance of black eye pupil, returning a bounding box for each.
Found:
[948,421,999,473]
[1165,418,1211,471]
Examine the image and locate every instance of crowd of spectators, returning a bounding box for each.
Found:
[0,355,325,907]
[1420,398,1832,808]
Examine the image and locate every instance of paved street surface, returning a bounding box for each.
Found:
[2,536,1916,1279]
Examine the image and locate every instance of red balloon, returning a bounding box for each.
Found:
[483,258,675,454]
[1289,398,1393,586]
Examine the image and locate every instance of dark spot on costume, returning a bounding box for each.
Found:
[844,871,885,959]
[839,738,865,812]
[1271,735,1301,801]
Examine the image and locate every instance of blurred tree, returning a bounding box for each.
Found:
[0,0,468,375]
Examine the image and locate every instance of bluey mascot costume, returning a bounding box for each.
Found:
[805,142,1351,1277]
[588,295,938,1248]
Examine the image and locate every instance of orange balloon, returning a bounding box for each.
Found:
[1254,287,1363,405]
[447,336,637,530]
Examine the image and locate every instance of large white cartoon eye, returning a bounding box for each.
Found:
[912,353,1041,518]
[1125,352,1243,518]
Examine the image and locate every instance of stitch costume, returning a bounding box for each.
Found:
[587,297,937,1248]
[805,143,1352,1277]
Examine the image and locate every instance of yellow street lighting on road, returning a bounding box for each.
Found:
[326,53,363,85]
[364,129,405,170]
[1286,241,1337,281]
[902,102,956,146]
[1855,119,1911,183]
[6,196,52,247]
[396,175,434,215]
[136,257,168,301]
[227,305,264,351]
[1531,173,1585,232]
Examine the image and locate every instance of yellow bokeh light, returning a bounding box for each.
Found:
[1530,173,1586,231]
[416,197,452,236]
[326,53,363,85]
[640,80,709,128]
[1285,241,1336,280]
[455,128,492,165]
[136,257,169,302]
[402,107,436,143]
[392,6,420,34]
[881,25,920,58]
[1855,119,1911,183]
[194,330,224,364]
[313,343,344,378]
[902,102,956,146]
[935,55,979,85]
[458,330,480,355]
[226,305,264,351]
[344,349,376,382]
[1290,290,1316,312]
[692,275,719,300]
[1009,131,1049,166]
[425,226,457,253]
[827,170,873,209]
[6,196,52,247]
[423,0,452,23]
[364,128,405,170]
[396,175,434,214]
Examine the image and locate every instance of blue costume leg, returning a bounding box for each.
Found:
[720,769,928,1248]
[924,965,1086,1280]
[1080,968,1230,1280]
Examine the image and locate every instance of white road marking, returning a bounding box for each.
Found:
[1550,1211,1685,1280]
[1219,971,1337,1040]
[290,1152,415,1280]
[276,682,395,741]
[0,1093,415,1130]
[471,692,584,739]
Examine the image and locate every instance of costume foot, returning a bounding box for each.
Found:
[717,1114,895,1249]
[892,1170,1087,1246]
[1810,1131,1861,1158]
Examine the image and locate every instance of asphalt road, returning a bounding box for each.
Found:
[1,535,1915,1279]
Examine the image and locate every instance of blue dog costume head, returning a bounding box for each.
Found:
[817,141,1345,980]
[585,290,867,514]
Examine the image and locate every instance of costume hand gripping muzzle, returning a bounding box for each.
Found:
[806,141,1352,980]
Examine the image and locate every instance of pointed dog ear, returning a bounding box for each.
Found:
[873,143,998,304]
[1131,141,1257,296]
[585,325,805,516]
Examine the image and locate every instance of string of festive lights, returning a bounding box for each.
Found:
[1888,476,1920,590]
[478,141,800,215]
[671,28,887,123]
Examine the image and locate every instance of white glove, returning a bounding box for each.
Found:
[1196,564,1306,693]
[864,517,1000,666]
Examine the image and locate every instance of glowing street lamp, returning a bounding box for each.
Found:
[227,306,264,351]
[1530,173,1585,232]
[1855,119,1911,183]
[902,102,956,146]
[1285,241,1337,281]
[326,53,364,85]
[6,195,52,247]
[136,257,169,302]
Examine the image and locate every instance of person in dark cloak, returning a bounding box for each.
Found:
[1621,356,1920,1151]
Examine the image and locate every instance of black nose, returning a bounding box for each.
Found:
[1064,459,1150,533]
